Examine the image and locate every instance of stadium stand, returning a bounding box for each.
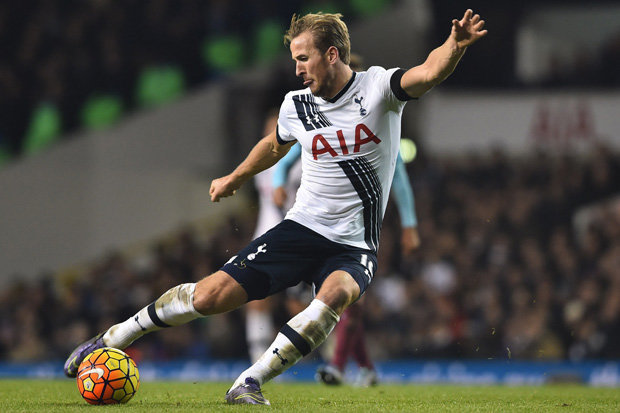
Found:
[252,20,287,65]
[2,0,617,163]
[80,94,124,131]
[1,0,382,162]
[135,65,186,108]
[0,146,618,363]
[22,102,62,155]
[202,35,246,74]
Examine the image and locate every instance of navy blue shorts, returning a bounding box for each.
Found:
[221,220,377,302]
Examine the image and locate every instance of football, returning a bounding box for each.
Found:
[76,347,140,405]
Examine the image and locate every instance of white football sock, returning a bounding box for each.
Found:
[246,309,275,364]
[103,283,203,349]
[231,299,340,390]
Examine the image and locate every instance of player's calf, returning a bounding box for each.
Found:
[65,282,204,377]
[229,299,340,392]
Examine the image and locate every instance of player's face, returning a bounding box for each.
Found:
[290,31,333,98]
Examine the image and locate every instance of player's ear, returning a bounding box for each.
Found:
[326,46,339,64]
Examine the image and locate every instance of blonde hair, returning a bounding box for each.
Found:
[284,12,351,64]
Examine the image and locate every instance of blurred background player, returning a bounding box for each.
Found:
[245,111,302,363]
[247,54,422,385]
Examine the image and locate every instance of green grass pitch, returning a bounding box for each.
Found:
[0,380,618,412]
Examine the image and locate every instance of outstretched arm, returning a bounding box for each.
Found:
[210,129,293,202]
[401,9,487,98]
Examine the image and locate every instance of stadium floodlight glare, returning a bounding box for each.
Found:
[400,138,417,163]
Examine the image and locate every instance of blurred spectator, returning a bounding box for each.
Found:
[600,29,620,85]
[2,0,618,163]
[1,0,362,160]
[1,0,619,364]
[2,144,619,362]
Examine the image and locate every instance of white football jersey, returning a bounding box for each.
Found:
[277,66,413,251]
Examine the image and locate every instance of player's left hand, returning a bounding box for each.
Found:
[401,226,421,256]
[451,9,487,49]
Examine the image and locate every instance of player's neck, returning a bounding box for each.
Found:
[322,65,353,101]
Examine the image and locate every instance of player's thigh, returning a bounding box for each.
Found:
[193,270,248,315]
[221,220,322,301]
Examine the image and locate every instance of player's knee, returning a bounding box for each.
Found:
[192,271,247,315]
[316,273,360,315]
[319,287,356,315]
[192,290,216,315]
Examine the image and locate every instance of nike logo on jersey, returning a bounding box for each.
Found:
[79,367,105,379]
[312,123,381,160]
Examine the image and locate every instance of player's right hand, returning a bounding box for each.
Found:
[210,175,241,202]
[401,226,421,256]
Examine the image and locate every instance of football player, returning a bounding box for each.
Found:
[65,10,486,406]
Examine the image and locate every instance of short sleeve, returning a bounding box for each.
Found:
[366,66,416,109]
[276,94,298,145]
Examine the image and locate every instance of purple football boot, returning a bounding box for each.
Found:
[63,332,106,377]
[225,377,271,405]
